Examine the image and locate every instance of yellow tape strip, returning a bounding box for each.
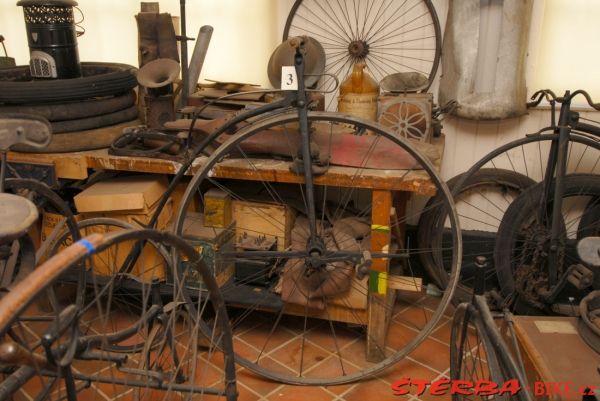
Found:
[378,271,388,295]
[371,224,391,233]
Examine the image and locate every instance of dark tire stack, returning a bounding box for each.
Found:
[0,62,139,151]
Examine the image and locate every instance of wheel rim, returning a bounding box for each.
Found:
[174,111,461,384]
[282,0,442,110]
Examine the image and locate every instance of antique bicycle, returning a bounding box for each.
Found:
[420,89,600,312]
[166,37,461,385]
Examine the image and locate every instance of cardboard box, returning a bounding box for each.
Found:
[74,175,168,214]
[177,212,235,289]
[231,200,295,251]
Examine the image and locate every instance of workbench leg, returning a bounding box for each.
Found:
[367,189,394,362]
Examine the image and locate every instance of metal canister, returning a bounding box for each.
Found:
[17,0,81,79]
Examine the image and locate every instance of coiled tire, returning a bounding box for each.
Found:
[0,62,138,104]
[0,91,136,121]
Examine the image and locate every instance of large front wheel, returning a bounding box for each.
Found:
[174,111,461,384]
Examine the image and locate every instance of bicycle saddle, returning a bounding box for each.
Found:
[0,114,52,151]
[0,193,38,244]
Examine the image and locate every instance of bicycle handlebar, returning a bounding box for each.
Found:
[527,89,600,110]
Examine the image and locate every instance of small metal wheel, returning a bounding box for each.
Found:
[0,229,237,401]
[174,111,461,385]
[283,0,442,109]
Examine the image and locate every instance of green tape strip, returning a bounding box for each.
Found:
[368,271,387,295]
[369,271,379,293]
[371,224,390,233]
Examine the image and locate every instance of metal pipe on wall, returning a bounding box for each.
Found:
[187,25,213,97]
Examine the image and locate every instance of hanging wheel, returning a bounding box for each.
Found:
[174,111,461,384]
[283,0,442,109]
[0,229,237,401]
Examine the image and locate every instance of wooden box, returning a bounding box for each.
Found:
[178,212,235,289]
[231,200,295,251]
[72,175,173,283]
[74,175,168,215]
[203,188,232,228]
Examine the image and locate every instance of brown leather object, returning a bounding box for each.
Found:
[166,118,440,169]
[281,216,369,310]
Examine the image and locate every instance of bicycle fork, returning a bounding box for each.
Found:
[542,92,572,286]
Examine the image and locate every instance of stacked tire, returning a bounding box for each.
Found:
[0,62,139,152]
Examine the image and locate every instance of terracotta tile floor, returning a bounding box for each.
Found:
[11,292,455,401]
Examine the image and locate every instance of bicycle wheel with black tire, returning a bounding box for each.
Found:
[0,63,138,104]
[417,168,535,302]
[494,174,600,311]
[446,133,600,307]
[173,110,461,385]
[0,230,237,401]
[282,0,442,109]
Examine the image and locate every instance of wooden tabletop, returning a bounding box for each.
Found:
[8,136,443,195]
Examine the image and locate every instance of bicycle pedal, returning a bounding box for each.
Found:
[567,264,594,290]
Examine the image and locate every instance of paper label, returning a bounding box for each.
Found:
[534,320,577,334]
[281,66,298,90]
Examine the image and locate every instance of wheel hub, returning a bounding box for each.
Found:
[305,238,328,272]
[348,40,369,60]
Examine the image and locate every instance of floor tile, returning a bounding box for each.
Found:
[268,384,336,401]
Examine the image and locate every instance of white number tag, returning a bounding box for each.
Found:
[281,66,298,90]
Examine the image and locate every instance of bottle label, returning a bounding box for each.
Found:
[337,93,378,121]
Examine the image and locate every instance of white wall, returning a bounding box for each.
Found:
[0,0,283,87]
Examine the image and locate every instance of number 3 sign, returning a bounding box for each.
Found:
[281,66,298,90]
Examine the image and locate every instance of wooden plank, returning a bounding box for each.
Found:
[367,190,392,362]
[6,135,444,193]
[387,275,422,292]
[282,302,368,326]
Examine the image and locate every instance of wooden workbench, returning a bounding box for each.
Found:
[8,136,444,362]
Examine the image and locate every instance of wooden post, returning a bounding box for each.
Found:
[367,189,393,362]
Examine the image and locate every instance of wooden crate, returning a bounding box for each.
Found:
[512,316,600,401]
[231,200,295,251]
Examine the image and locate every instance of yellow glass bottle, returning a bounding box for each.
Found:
[337,63,380,121]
